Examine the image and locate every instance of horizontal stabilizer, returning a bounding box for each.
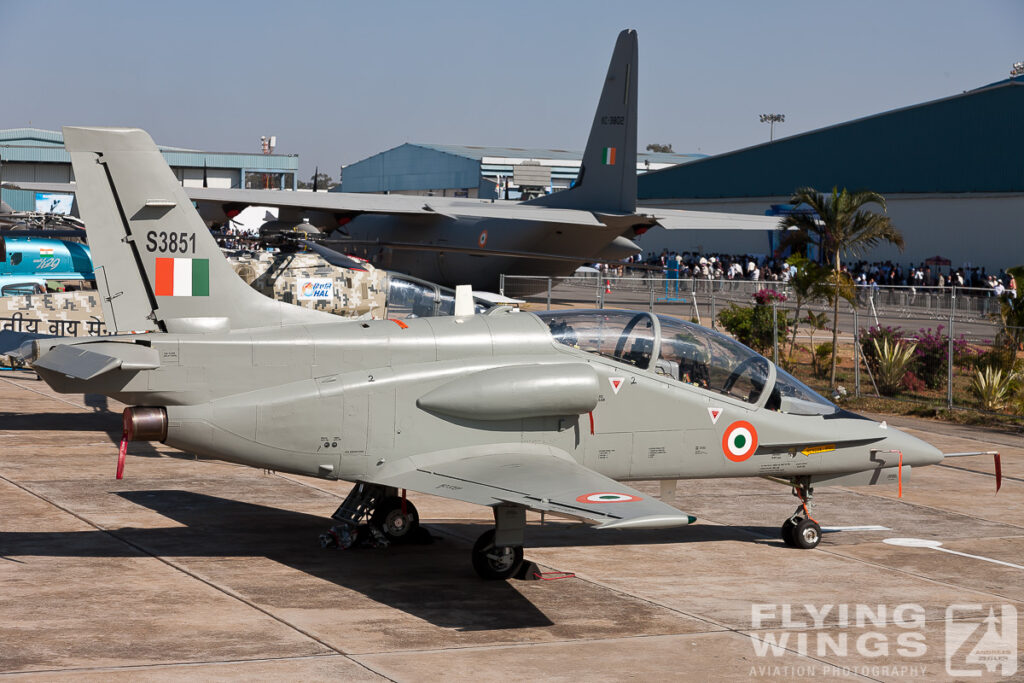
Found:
[33,342,159,380]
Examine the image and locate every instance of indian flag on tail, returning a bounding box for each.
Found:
[602,147,617,165]
[154,257,209,296]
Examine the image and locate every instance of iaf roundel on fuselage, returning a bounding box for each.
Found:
[576,492,643,503]
[722,421,758,462]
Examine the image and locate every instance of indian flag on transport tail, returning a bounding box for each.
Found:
[154,257,209,296]
[602,147,617,165]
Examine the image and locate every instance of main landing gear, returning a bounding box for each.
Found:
[321,484,529,580]
[780,477,821,549]
[319,483,528,581]
[320,483,421,550]
[471,504,527,580]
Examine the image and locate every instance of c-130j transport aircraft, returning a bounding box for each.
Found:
[3,126,994,580]
[7,30,779,293]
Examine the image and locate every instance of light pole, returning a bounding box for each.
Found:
[759,113,785,142]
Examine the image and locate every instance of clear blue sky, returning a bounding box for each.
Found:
[2,0,1021,180]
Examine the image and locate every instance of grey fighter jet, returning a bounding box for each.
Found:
[5,31,778,292]
[3,126,961,580]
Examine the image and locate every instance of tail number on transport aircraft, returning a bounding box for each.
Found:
[146,231,196,254]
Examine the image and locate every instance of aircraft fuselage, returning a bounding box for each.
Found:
[36,309,941,489]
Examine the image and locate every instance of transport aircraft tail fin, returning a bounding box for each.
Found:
[526,29,637,214]
[64,126,335,334]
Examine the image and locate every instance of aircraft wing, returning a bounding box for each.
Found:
[189,188,606,225]
[369,444,695,530]
[638,207,783,231]
[1,181,77,195]
[6,182,776,231]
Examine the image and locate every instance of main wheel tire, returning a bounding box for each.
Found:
[472,529,524,580]
[793,518,821,549]
[780,518,799,547]
[371,496,419,543]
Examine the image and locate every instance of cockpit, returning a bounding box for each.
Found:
[537,310,837,416]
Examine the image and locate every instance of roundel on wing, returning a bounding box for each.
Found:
[722,420,758,462]
[575,492,642,503]
[478,230,488,247]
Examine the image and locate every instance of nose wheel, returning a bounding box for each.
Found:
[780,478,821,549]
[781,517,821,549]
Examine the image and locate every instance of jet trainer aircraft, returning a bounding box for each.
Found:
[2,125,995,581]
[6,30,779,292]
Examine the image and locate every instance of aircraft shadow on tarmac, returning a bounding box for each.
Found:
[2,490,557,630]
[0,490,784,629]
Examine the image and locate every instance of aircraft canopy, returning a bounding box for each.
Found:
[537,310,837,415]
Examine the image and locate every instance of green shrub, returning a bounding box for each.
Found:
[970,366,1019,411]
[860,325,904,372]
[717,302,790,356]
[813,342,833,379]
[873,338,917,396]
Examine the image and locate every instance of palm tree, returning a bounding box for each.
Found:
[779,187,904,387]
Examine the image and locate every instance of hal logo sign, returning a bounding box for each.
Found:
[298,278,333,300]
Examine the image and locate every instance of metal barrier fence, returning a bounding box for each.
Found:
[500,273,1022,416]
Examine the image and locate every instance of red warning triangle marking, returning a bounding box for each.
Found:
[708,407,723,424]
[609,377,624,394]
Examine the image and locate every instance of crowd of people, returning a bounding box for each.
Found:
[610,251,1018,297]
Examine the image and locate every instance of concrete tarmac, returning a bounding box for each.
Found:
[0,370,1021,681]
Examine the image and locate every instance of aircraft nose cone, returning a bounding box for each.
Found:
[881,427,943,467]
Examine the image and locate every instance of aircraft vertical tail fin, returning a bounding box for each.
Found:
[526,29,637,214]
[64,126,335,334]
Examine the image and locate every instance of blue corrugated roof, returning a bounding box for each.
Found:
[0,128,297,170]
[0,128,65,147]
[341,143,481,193]
[639,77,1024,199]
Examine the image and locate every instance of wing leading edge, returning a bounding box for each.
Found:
[368,444,695,530]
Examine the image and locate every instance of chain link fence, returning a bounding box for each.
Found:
[501,273,1022,416]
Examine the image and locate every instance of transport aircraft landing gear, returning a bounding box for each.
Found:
[319,483,420,549]
[472,503,527,580]
[780,478,821,549]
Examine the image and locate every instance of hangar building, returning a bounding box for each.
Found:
[339,143,702,199]
[0,128,300,212]
[636,75,1024,270]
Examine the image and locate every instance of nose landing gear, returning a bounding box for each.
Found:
[780,478,821,549]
